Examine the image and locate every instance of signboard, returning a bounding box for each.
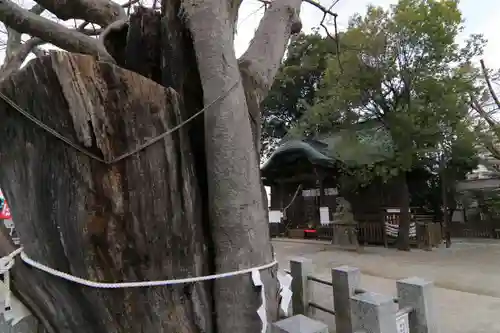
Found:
[269,210,282,223]
[319,207,330,225]
[324,187,338,196]
[396,312,410,333]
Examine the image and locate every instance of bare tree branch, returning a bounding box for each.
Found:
[0,0,114,63]
[480,58,500,109]
[319,2,342,71]
[241,0,340,151]
[0,37,44,82]
[260,0,337,17]
[0,0,137,82]
[470,93,499,130]
[33,0,126,26]
[5,4,44,62]
[469,92,500,159]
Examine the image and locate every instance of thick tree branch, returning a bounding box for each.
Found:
[0,37,43,82]
[0,0,136,82]
[260,0,337,17]
[0,0,114,62]
[241,0,301,94]
[33,0,126,26]
[480,59,500,109]
[238,0,301,153]
[5,4,44,62]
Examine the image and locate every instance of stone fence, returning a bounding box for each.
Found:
[272,257,438,333]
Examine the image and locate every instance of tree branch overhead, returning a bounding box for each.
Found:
[0,0,114,62]
[33,0,126,26]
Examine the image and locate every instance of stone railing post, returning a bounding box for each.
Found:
[332,266,360,333]
[271,315,329,333]
[351,291,398,333]
[397,277,438,333]
[290,257,313,316]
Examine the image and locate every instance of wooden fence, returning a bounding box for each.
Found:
[449,223,498,239]
[276,221,442,249]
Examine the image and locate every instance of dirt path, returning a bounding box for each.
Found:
[273,238,500,333]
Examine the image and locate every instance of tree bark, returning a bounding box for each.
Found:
[32,0,126,26]
[0,52,212,333]
[182,4,277,333]
[0,0,113,62]
[440,156,451,248]
[396,172,411,251]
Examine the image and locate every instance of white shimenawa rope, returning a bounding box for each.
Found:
[0,247,283,332]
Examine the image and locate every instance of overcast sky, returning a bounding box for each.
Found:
[235,0,500,69]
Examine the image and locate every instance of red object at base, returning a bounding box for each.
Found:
[0,201,11,220]
[304,229,317,233]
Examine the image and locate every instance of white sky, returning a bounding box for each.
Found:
[235,0,500,68]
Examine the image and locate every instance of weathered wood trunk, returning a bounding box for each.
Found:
[0,52,212,333]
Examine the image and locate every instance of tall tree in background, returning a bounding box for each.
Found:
[260,32,336,159]
[294,0,484,250]
[0,0,339,332]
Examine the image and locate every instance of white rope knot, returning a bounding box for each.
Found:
[0,256,14,274]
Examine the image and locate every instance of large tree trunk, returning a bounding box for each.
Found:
[0,6,219,333]
[396,172,411,251]
[0,52,212,332]
[182,2,277,331]
[0,0,303,329]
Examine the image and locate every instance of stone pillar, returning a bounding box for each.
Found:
[397,277,438,333]
[351,291,398,333]
[290,257,313,316]
[272,315,329,333]
[332,266,360,333]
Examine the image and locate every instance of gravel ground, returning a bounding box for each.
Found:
[273,238,500,333]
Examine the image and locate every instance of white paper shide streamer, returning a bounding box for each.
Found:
[277,271,293,316]
[0,247,31,326]
[251,269,294,332]
[252,269,267,333]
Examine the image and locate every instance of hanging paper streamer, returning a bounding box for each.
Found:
[0,249,31,325]
[277,271,293,316]
[3,220,20,246]
[319,207,330,225]
[0,278,31,326]
[252,269,267,333]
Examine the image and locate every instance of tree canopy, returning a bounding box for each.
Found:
[293,0,482,181]
[260,32,336,158]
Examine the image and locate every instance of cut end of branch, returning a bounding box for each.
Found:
[290,20,302,34]
[287,6,302,34]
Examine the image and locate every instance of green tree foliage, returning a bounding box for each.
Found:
[410,132,479,216]
[299,0,483,161]
[294,0,483,249]
[260,31,336,158]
